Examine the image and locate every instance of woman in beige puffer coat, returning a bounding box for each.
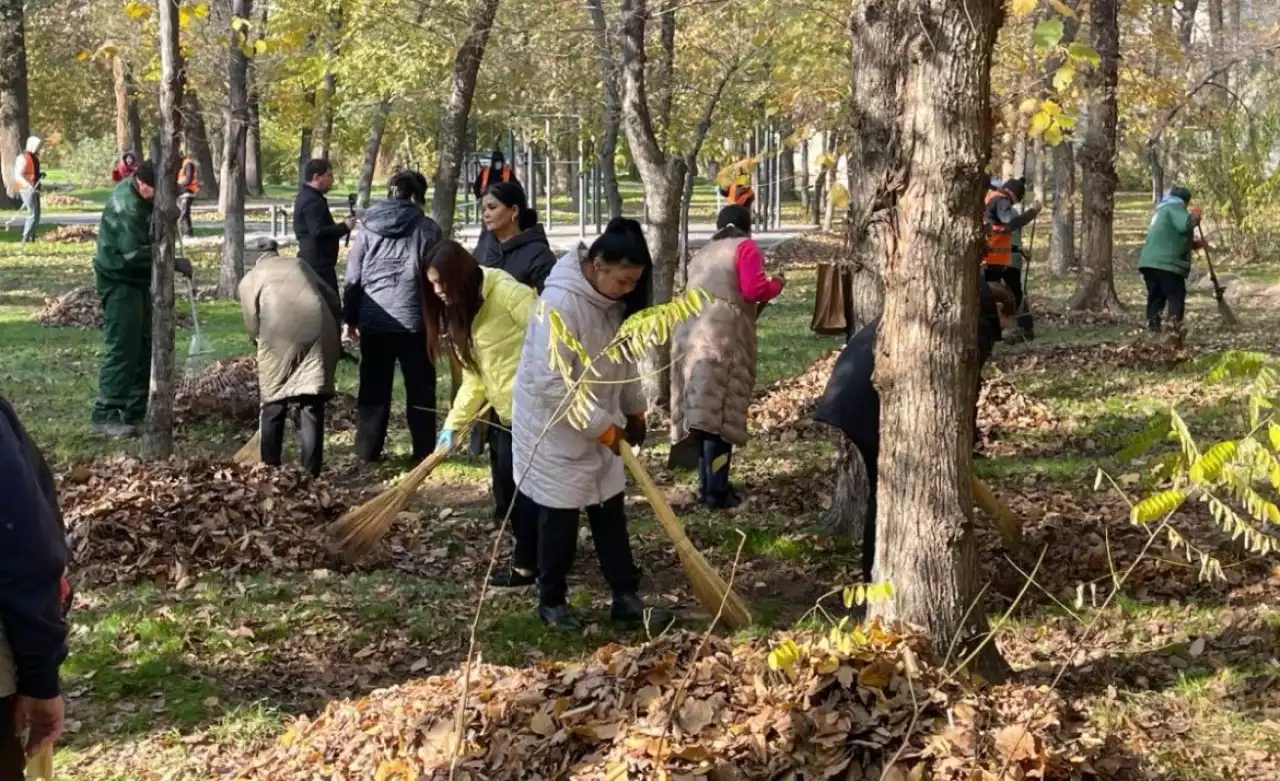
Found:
[670,206,785,509]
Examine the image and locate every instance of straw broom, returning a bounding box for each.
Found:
[620,443,753,630]
[233,430,260,464]
[1197,225,1239,326]
[328,405,490,563]
[25,743,53,781]
[972,474,1021,552]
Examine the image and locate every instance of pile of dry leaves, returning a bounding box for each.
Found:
[977,376,1060,451]
[235,626,1125,781]
[176,357,260,423]
[31,286,106,328]
[748,350,839,440]
[43,224,98,243]
[766,231,845,269]
[43,193,95,208]
[1001,339,1186,374]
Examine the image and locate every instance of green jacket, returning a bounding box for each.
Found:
[93,177,153,288]
[1138,196,1198,277]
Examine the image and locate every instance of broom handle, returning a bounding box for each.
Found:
[619,443,692,546]
[1196,224,1223,290]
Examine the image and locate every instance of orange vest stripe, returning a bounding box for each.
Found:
[21,152,37,185]
[479,166,511,191]
[983,189,1013,267]
[727,181,753,206]
[179,159,199,193]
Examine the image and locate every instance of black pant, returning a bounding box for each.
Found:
[510,491,539,573]
[696,430,733,502]
[261,395,325,476]
[178,193,195,237]
[851,437,879,584]
[535,493,640,606]
[356,331,436,462]
[1141,267,1186,331]
[489,411,516,521]
[0,696,22,781]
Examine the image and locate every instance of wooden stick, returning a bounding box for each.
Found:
[972,474,1021,552]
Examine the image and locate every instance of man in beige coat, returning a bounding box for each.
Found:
[239,239,342,476]
[671,206,784,509]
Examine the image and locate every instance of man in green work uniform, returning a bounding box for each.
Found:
[91,161,158,437]
[1137,185,1203,338]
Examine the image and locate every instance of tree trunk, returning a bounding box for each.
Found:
[1010,118,1029,180]
[799,136,811,211]
[246,89,263,196]
[818,437,870,543]
[778,125,797,200]
[586,0,624,219]
[1145,141,1163,205]
[297,126,313,188]
[219,0,252,298]
[811,132,832,226]
[183,89,219,201]
[144,0,184,461]
[866,0,1006,681]
[358,98,391,208]
[112,57,144,157]
[1177,0,1199,51]
[1049,140,1076,275]
[1032,137,1047,203]
[313,70,336,161]
[0,0,29,209]
[654,0,677,133]
[430,0,502,237]
[1068,0,1121,311]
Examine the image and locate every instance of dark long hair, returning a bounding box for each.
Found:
[484,181,538,231]
[587,217,653,318]
[422,240,486,371]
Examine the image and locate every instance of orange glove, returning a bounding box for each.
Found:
[598,424,624,454]
[1190,205,1204,219]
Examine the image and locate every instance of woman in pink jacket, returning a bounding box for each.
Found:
[670,206,785,509]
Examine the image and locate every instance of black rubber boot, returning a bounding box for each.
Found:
[538,603,583,631]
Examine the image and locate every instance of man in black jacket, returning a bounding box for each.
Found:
[0,395,69,775]
[813,277,1015,583]
[294,158,356,294]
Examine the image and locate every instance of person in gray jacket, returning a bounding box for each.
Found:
[239,239,342,476]
[343,171,443,464]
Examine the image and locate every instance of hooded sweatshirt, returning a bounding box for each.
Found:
[343,198,442,334]
[1138,194,1198,277]
[511,246,646,510]
[473,224,558,293]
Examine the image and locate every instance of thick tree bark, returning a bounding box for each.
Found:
[1050,140,1076,276]
[1068,0,1121,311]
[358,98,391,208]
[586,0,624,219]
[0,0,29,209]
[430,0,502,237]
[183,89,219,201]
[144,0,184,461]
[654,0,677,133]
[866,0,1006,680]
[219,0,252,298]
[112,57,144,157]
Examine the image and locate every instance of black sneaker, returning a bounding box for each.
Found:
[611,593,674,629]
[538,603,583,631]
[705,489,742,510]
[489,567,537,589]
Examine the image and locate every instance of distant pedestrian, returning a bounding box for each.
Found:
[344,170,443,464]
[294,158,356,294]
[11,136,43,243]
[239,240,342,477]
[472,148,518,201]
[0,394,70,778]
[176,153,199,238]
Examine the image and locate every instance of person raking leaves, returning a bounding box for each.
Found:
[238,239,342,477]
[511,218,663,631]
[1137,185,1204,342]
[91,161,192,437]
[983,177,1040,343]
[422,241,538,587]
[0,394,71,779]
[669,205,785,509]
[813,276,1016,583]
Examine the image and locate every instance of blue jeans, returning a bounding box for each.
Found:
[20,187,39,242]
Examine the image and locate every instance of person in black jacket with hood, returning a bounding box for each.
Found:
[295,159,357,294]
[472,181,557,293]
[344,171,443,464]
[813,276,1015,583]
[0,395,69,774]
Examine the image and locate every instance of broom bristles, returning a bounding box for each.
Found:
[1218,295,1240,326]
[621,444,753,630]
[234,431,261,465]
[971,475,1021,552]
[328,406,491,562]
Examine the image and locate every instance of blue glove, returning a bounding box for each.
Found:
[437,429,455,451]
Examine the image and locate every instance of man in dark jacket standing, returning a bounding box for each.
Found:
[92,162,158,437]
[813,277,1015,583]
[294,159,356,294]
[344,171,443,464]
[0,395,69,776]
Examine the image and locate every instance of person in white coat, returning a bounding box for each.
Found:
[511,218,660,631]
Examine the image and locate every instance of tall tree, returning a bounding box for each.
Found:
[866,0,1006,680]
[183,89,219,201]
[357,97,391,208]
[1049,140,1076,276]
[0,0,30,209]
[112,55,143,157]
[219,0,252,297]
[1067,0,1121,311]
[586,0,624,219]
[245,2,268,197]
[430,0,502,236]
[144,0,185,461]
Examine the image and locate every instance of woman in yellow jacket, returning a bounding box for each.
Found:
[424,240,537,587]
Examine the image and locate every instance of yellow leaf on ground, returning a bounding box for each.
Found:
[1011,0,1038,16]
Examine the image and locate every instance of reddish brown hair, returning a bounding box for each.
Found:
[422,240,485,372]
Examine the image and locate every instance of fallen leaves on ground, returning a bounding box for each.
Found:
[748,349,838,439]
[977,375,1062,454]
[765,230,845,269]
[32,285,191,329]
[44,224,98,243]
[999,337,1187,374]
[43,193,96,208]
[234,626,1124,781]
